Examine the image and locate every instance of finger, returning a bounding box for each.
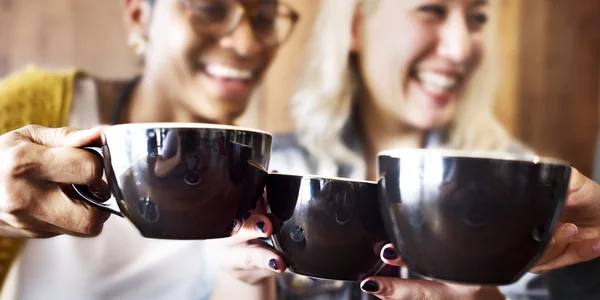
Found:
[531,237,600,273]
[15,125,105,148]
[380,243,407,267]
[360,277,447,300]
[37,146,103,184]
[8,141,104,184]
[230,214,272,243]
[0,221,60,238]
[534,223,578,266]
[36,187,110,236]
[565,168,600,214]
[221,243,286,273]
[253,193,268,215]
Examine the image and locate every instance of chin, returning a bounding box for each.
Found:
[405,112,452,130]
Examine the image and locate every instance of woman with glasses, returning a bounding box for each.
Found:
[0,0,297,299]
[214,0,600,299]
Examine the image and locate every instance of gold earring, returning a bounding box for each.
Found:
[128,33,148,56]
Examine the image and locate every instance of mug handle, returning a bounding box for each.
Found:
[71,146,124,217]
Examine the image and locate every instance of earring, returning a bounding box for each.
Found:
[128,33,148,56]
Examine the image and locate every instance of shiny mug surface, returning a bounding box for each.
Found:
[266,173,388,281]
[73,123,272,240]
[377,149,571,284]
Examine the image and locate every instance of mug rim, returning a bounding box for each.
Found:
[377,148,569,166]
[103,122,272,136]
[269,172,377,185]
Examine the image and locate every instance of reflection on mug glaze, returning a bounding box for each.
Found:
[138,197,160,223]
[184,170,201,186]
[334,191,351,225]
[290,225,306,242]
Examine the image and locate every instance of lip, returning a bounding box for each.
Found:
[199,61,261,76]
[412,69,462,104]
[202,71,254,96]
[417,81,454,104]
[420,68,464,78]
[197,63,256,97]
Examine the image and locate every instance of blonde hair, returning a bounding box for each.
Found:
[291,0,512,174]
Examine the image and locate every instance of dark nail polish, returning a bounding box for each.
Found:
[361,280,379,292]
[232,220,238,228]
[383,248,398,260]
[269,259,277,270]
[256,221,265,233]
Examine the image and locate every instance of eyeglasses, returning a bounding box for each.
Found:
[182,0,300,47]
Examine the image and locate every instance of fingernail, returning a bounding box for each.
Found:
[593,241,600,253]
[564,224,578,238]
[361,280,379,292]
[256,221,265,233]
[232,220,238,228]
[269,259,277,270]
[383,248,398,260]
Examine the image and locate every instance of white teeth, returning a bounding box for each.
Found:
[205,64,253,80]
[417,71,457,92]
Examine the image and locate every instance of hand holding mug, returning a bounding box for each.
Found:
[0,125,110,238]
[214,198,287,285]
[531,167,600,273]
[360,244,506,300]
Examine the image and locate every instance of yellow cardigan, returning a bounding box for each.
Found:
[0,66,79,290]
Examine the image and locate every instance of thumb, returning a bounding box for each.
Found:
[17,125,106,148]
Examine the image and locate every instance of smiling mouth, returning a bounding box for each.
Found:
[415,71,460,96]
[202,63,255,82]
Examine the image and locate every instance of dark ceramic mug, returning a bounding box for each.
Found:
[377,149,571,284]
[266,173,388,281]
[72,123,272,240]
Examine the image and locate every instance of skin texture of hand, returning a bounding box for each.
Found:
[532,167,600,273]
[210,199,286,300]
[360,244,506,300]
[213,198,287,284]
[0,125,110,238]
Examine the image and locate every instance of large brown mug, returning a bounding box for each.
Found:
[72,123,272,240]
[377,149,571,284]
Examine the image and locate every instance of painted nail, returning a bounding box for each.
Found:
[232,220,238,228]
[256,221,265,233]
[383,248,398,260]
[564,224,578,238]
[269,259,277,270]
[593,241,600,253]
[361,280,379,292]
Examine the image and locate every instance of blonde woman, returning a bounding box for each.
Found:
[213,0,600,299]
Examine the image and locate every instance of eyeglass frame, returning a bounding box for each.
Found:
[181,0,300,47]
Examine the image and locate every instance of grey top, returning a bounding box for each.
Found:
[267,126,556,300]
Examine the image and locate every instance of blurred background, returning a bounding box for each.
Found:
[0,0,599,178]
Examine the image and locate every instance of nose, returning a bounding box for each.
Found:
[219,18,264,57]
[437,11,473,63]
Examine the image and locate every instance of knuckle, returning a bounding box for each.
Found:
[2,142,35,178]
[79,157,102,183]
[19,125,43,136]
[77,209,105,236]
[243,251,256,270]
[415,287,435,300]
[55,126,75,138]
[54,126,78,144]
